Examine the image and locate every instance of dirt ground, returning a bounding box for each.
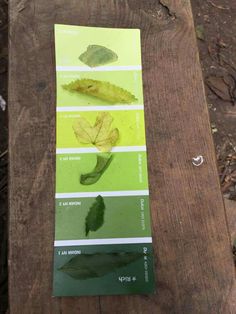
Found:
[191,0,236,260]
[192,0,236,201]
[0,0,235,312]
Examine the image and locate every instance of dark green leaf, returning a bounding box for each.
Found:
[80,154,113,185]
[79,45,118,67]
[59,252,143,280]
[85,195,105,236]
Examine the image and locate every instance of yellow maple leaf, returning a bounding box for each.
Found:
[73,112,119,152]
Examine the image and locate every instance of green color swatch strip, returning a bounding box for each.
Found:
[53,24,155,296]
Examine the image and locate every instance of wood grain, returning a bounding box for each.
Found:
[8,0,235,313]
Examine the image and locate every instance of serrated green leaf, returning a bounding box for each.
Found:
[63,79,137,104]
[58,252,143,280]
[80,154,113,185]
[85,195,105,236]
[79,45,118,67]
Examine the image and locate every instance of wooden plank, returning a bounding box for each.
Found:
[8,0,235,313]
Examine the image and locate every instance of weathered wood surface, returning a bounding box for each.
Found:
[8,0,235,313]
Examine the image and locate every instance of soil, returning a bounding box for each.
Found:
[0,0,235,312]
[191,0,236,268]
[191,0,236,199]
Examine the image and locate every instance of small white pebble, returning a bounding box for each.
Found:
[0,95,6,111]
[192,155,204,167]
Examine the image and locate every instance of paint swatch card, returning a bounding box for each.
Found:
[53,24,155,296]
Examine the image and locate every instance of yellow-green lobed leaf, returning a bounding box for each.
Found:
[73,112,119,152]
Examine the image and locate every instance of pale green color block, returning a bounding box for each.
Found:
[56,110,146,148]
[56,152,149,193]
[56,71,143,107]
[55,24,141,67]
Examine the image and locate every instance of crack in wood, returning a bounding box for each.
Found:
[159,0,176,19]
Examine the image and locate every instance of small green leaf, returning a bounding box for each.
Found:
[79,45,118,67]
[80,154,113,185]
[85,195,105,236]
[58,252,143,280]
[196,25,205,41]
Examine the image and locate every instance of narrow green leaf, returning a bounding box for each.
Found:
[85,195,105,236]
[59,252,143,280]
[63,79,137,104]
[80,154,113,185]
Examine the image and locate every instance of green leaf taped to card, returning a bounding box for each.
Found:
[73,112,119,152]
[79,45,118,67]
[80,154,113,185]
[59,252,143,280]
[63,79,137,104]
[85,195,105,236]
